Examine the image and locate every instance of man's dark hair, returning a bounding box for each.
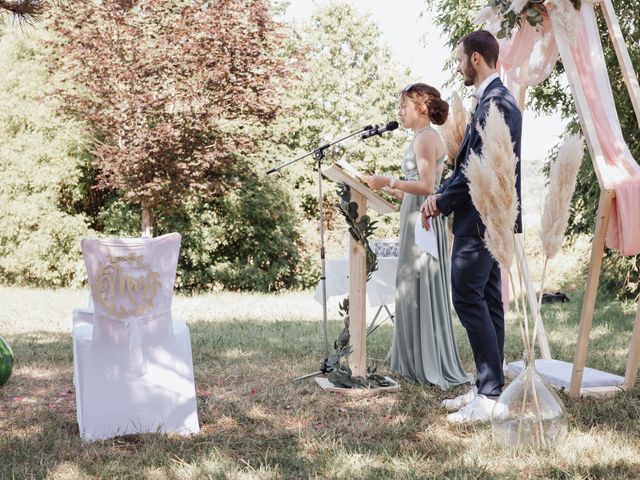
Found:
[460,30,499,68]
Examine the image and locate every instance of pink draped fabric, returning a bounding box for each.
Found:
[497,5,640,256]
[560,5,640,256]
[498,19,558,89]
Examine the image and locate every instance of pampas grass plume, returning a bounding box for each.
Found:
[465,102,519,268]
[540,134,584,259]
[441,92,469,165]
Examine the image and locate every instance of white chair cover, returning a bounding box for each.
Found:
[72,233,200,441]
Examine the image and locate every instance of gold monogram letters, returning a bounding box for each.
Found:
[96,253,162,318]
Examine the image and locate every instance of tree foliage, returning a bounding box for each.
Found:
[50,0,287,234]
[271,2,410,242]
[0,1,422,291]
[0,29,93,287]
[0,1,310,292]
[99,175,312,293]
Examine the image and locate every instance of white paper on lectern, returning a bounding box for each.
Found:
[414,217,438,260]
[335,159,365,181]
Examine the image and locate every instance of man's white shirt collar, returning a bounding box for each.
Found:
[474,72,500,101]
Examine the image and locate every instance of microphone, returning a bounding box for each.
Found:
[361,121,399,140]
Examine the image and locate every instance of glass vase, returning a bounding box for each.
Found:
[491,353,568,447]
[0,334,14,387]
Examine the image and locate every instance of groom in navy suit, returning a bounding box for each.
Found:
[421,30,522,423]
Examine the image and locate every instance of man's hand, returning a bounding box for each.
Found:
[420,194,441,230]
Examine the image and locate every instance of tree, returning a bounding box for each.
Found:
[50,0,287,236]
[271,1,411,245]
[425,0,640,298]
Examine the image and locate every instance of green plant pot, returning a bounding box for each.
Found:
[0,335,14,387]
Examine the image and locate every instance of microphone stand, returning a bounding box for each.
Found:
[266,125,373,381]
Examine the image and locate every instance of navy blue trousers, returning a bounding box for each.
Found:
[451,236,504,396]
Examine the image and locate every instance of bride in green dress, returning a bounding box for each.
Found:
[363,83,472,389]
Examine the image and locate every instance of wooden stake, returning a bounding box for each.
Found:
[551,6,611,190]
[514,234,552,360]
[623,299,640,390]
[538,256,549,311]
[550,5,620,397]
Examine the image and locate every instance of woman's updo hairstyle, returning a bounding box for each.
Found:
[402,83,449,126]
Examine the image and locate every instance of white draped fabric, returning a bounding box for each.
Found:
[314,256,398,307]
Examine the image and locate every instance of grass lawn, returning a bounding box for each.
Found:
[1,285,639,479]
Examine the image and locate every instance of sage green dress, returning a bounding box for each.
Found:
[390,128,472,389]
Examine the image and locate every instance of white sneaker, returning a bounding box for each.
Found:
[441,386,477,412]
[446,394,502,424]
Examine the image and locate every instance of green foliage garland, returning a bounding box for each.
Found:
[336,183,378,280]
[325,183,393,389]
[485,0,581,39]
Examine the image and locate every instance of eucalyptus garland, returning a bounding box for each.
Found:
[485,0,581,39]
[336,182,378,280]
[324,183,393,389]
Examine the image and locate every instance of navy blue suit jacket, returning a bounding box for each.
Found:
[436,77,522,237]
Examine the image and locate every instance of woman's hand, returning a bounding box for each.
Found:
[362,174,390,190]
[382,186,403,200]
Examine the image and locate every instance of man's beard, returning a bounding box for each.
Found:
[463,63,477,86]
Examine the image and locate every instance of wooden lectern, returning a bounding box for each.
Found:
[322,162,397,378]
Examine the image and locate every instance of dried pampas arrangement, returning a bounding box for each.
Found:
[466,102,553,445]
[441,92,470,167]
[465,102,519,269]
[466,101,527,357]
[538,134,584,306]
